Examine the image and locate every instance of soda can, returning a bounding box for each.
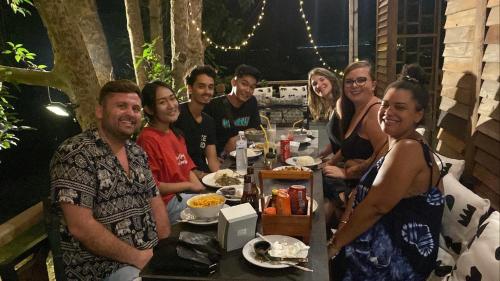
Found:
[280,136,291,162]
[288,185,308,215]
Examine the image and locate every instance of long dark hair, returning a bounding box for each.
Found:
[141,80,183,137]
[339,60,375,138]
[385,64,428,126]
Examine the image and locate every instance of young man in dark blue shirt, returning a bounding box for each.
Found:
[204,64,262,156]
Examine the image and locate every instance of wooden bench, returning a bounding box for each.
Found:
[0,221,48,281]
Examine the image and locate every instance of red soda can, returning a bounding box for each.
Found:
[280,136,291,162]
[288,185,308,215]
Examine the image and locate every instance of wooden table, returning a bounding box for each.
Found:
[141,127,330,281]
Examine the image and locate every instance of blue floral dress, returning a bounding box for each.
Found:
[343,142,444,281]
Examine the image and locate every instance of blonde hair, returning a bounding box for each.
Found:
[307,68,341,120]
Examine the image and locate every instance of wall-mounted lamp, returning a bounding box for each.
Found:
[46,87,77,117]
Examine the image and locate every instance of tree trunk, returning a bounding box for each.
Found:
[149,0,164,64]
[35,0,101,129]
[0,0,106,129]
[65,0,113,86]
[125,0,147,88]
[170,0,203,96]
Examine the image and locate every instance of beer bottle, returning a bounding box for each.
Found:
[241,167,258,211]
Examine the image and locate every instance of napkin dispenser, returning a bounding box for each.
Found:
[217,203,257,252]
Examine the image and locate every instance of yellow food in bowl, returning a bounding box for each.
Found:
[187,194,225,208]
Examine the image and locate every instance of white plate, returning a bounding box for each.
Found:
[179,204,229,225]
[272,166,312,172]
[202,172,243,189]
[242,235,307,269]
[229,148,262,159]
[285,157,322,167]
[216,186,243,202]
[264,195,318,213]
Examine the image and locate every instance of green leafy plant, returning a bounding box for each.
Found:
[2,42,47,70]
[0,83,34,150]
[135,38,172,84]
[6,0,33,16]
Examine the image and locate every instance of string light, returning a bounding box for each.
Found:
[187,0,267,51]
[297,0,342,75]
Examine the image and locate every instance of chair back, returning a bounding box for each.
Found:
[42,197,67,281]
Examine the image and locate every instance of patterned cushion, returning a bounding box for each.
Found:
[451,211,500,281]
[426,246,455,281]
[440,174,491,258]
[433,153,465,180]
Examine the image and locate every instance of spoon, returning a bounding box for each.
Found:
[256,232,272,244]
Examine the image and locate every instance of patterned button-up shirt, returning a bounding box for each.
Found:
[50,128,160,281]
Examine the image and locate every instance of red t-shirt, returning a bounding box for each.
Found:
[137,127,196,204]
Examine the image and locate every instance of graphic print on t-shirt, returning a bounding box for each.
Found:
[200,134,207,149]
[177,153,188,166]
[222,116,250,128]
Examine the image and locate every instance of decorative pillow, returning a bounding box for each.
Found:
[426,246,455,281]
[433,153,465,180]
[440,174,491,259]
[451,211,499,281]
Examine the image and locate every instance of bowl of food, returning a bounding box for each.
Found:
[186,193,226,218]
[245,128,264,142]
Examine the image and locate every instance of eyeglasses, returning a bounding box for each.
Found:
[344,77,368,87]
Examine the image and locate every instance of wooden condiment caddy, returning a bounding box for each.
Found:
[258,170,314,244]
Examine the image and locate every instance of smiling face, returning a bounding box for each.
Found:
[310,74,333,98]
[146,86,179,125]
[96,92,142,141]
[231,74,257,103]
[379,87,424,139]
[189,73,215,105]
[343,67,376,105]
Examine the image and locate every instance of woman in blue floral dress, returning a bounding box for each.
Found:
[328,64,444,281]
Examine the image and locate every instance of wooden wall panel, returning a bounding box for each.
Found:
[478,97,500,120]
[444,26,475,43]
[443,42,474,57]
[483,44,500,62]
[443,57,474,72]
[476,115,500,141]
[442,71,476,89]
[474,132,500,159]
[437,128,466,153]
[486,6,499,25]
[485,25,499,44]
[488,0,499,8]
[444,8,477,28]
[481,62,500,80]
[439,96,470,119]
[475,148,500,176]
[473,163,500,192]
[446,0,477,15]
[438,111,469,139]
[436,140,464,159]
[479,80,500,100]
[441,86,474,104]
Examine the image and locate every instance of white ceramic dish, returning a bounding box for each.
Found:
[215,186,244,202]
[285,156,322,167]
[242,235,307,269]
[229,148,262,159]
[202,172,243,189]
[186,193,226,218]
[272,166,312,172]
[179,204,229,225]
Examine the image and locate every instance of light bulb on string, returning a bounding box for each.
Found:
[187,0,267,51]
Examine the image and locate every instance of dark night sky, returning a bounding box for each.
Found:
[0,0,375,222]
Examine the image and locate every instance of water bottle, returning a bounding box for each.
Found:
[235,131,248,175]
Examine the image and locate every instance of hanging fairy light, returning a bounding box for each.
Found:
[187,0,267,51]
[298,0,343,75]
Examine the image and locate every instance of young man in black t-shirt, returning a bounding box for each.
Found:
[175,65,220,179]
[204,64,262,155]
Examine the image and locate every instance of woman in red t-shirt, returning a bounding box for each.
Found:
[137,81,205,223]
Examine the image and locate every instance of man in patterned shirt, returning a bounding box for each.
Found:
[50,80,170,281]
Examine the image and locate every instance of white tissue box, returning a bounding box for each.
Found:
[217,203,258,252]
